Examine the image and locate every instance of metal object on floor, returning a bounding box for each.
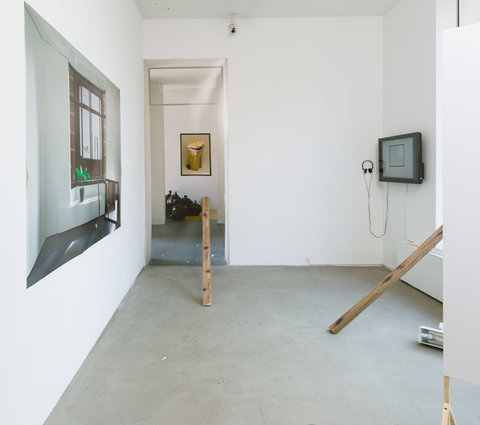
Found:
[419,323,443,349]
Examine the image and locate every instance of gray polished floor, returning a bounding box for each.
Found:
[44,266,480,425]
[150,219,226,266]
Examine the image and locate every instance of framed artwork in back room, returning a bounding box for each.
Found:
[180,133,211,176]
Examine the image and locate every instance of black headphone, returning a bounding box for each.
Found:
[362,160,374,174]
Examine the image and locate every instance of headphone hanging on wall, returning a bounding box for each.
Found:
[361,159,388,238]
[362,160,374,174]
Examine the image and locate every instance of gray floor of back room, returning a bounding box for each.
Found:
[150,220,226,266]
[44,266,480,425]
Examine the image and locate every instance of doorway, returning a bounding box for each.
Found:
[144,59,228,266]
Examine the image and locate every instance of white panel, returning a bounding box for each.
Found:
[443,23,480,386]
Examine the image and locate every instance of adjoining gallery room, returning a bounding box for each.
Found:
[1,1,480,425]
[148,62,227,266]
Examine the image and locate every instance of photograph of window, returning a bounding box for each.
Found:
[25,4,121,287]
[70,66,106,186]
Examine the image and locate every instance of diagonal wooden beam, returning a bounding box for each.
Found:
[202,197,212,306]
[329,225,443,334]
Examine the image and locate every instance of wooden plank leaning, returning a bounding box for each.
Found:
[202,197,212,306]
[329,225,443,334]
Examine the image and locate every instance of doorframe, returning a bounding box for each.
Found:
[143,58,229,265]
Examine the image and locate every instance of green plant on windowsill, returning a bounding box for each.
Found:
[76,165,90,202]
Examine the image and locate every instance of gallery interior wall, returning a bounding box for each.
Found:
[460,0,480,25]
[382,0,456,299]
[144,64,153,261]
[150,85,166,225]
[144,17,384,265]
[0,1,145,425]
[382,0,437,272]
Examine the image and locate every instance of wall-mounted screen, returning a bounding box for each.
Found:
[378,132,423,184]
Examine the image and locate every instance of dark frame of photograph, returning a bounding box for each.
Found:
[180,133,212,176]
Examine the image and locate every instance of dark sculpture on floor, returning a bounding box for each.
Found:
[166,191,202,220]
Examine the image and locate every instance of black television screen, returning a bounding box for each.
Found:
[378,132,424,184]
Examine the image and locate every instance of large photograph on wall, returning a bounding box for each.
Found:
[25,3,121,287]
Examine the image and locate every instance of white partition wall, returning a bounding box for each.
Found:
[443,23,480,386]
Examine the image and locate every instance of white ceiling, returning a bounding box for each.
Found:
[135,0,400,19]
[150,67,222,88]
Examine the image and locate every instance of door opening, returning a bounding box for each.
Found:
[144,59,228,266]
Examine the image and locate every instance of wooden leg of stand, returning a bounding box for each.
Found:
[442,403,451,425]
[442,376,457,425]
[450,410,457,425]
[444,376,450,405]
[202,197,212,306]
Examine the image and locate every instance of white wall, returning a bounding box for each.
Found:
[163,103,219,208]
[106,80,121,183]
[144,17,384,265]
[25,14,72,259]
[460,0,480,25]
[150,104,166,224]
[383,0,437,271]
[25,9,43,273]
[0,2,145,425]
[436,0,458,230]
[382,0,457,299]
[443,22,480,387]
[41,40,71,239]
[144,64,153,261]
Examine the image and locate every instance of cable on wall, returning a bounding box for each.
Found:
[362,160,389,238]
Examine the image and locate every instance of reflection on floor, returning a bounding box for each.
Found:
[27,217,116,288]
[150,219,226,266]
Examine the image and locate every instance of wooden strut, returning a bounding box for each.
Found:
[442,376,457,425]
[329,225,443,334]
[202,197,212,306]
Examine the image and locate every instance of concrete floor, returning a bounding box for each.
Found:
[150,220,226,266]
[44,266,480,425]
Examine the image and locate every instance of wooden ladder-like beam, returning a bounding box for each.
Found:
[202,197,212,306]
[329,225,443,334]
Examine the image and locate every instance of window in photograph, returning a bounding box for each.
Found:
[70,65,106,187]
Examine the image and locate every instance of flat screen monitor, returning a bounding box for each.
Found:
[379,132,424,184]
